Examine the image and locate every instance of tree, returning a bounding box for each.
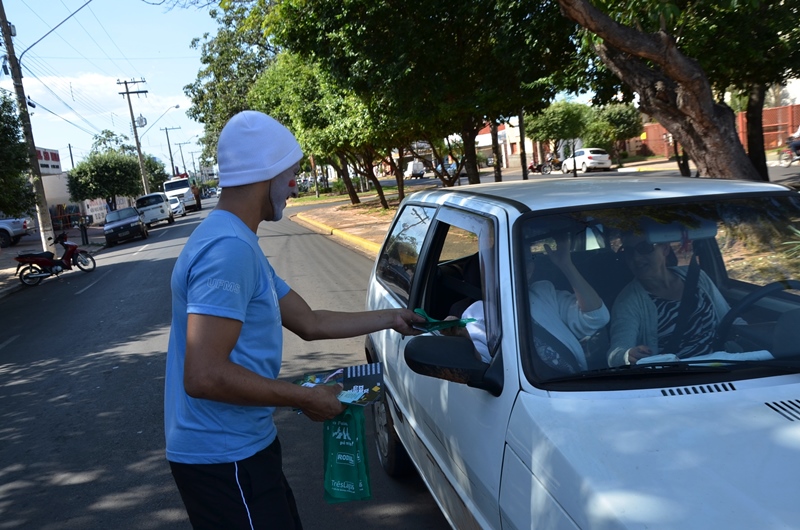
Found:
[265,0,574,185]
[557,0,799,181]
[527,101,590,176]
[91,129,136,155]
[583,103,643,165]
[0,94,36,217]
[144,155,169,194]
[68,151,142,209]
[184,6,274,162]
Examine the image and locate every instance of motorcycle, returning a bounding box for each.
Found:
[778,138,800,168]
[14,232,96,286]
[527,153,561,175]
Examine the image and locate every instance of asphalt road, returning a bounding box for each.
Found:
[0,199,446,529]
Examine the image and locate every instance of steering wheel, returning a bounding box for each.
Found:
[715,280,800,349]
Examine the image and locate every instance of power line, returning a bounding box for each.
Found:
[22,63,103,135]
[28,97,97,137]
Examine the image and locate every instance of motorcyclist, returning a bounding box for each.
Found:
[790,125,800,157]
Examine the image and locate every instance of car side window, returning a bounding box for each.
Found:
[376,204,435,304]
[419,208,500,361]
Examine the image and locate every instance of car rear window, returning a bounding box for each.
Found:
[136,195,164,208]
[588,149,608,155]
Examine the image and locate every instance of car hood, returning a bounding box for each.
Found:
[105,215,140,229]
[505,377,800,529]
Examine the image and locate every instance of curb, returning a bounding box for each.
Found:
[293,212,381,258]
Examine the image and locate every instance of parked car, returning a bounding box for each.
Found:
[365,176,800,529]
[561,147,612,173]
[103,207,147,247]
[135,192,174,227]
[0,215,34,248]
[169,196,186,217]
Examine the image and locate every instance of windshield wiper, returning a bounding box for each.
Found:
[543,359,800,384]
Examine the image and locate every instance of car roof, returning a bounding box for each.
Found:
[406,176,791,213]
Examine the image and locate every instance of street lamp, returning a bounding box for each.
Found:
[141,104,179,139]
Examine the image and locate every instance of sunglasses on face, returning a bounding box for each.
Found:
[618,241,657,259]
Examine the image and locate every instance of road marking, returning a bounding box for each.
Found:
[134,244,150,255]
[158,230,168,238]
[75,270,111,295]
[0,335,19,351]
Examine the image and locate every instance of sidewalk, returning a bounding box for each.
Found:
[0,225,106,299]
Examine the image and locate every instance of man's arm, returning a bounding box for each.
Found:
[278,289,424,340]
[183,313,344,421]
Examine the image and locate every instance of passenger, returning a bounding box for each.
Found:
[608,231,737,366]
[445,235,609,372]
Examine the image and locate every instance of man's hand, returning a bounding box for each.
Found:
[391,308,427,336]
[299,384,345,422]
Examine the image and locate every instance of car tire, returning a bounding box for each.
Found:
[168,214,175,224]
[582,163,589,173]
[0,231,11,248]
[562,163,569,174]
[371,390,413,477]
[141,226,149,240]
[105,238,115,248]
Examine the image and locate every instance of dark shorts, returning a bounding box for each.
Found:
[169,438,302,530]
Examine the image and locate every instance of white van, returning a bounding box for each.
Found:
[135,192,174,227]
[404,160,425,179]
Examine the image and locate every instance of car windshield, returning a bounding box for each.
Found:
[105,208,137,223]
[163,179,189,192]
[517,192,800,386]
[169,198,179,205]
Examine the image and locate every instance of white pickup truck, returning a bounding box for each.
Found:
[0,215,34,248]
[163,177,199,212]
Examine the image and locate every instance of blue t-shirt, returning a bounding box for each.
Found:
[164,210,291,464]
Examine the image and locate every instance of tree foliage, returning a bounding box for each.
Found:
[68,151,143,206]
[145,155,169,194]
[0,94,36,217]
[184,6,274,162]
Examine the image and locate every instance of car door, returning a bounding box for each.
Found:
[399,204,519,529]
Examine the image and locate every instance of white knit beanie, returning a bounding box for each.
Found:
[217,111,303,188]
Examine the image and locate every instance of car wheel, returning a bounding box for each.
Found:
[168,214,175,224]
[0,231,11,248]
[562,163,569,174]
[105,238,115,248]
[19,264,44,286]
[581,163,589,173]
[371,390,413,477]
[182,211,187,217]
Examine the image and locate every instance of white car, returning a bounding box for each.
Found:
[365,176,800,529]
[169,196,186,217]
[562,147,612,173]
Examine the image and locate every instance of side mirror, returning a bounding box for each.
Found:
[404,336,503,396]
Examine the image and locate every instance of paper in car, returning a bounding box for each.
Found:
[293,362,383,406]
[413,308,476,332]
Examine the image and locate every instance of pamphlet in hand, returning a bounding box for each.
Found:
[294,362,383,406]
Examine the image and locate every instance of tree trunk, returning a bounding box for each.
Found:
[392,146,406,201]
[558,0,761,181]
[519,109,529,181]
[490,120,503,182]
[336,153,360,204]
[745,84,769,182]
[462,121,480,185]
[364,161,389,209]
[674,143,691,176]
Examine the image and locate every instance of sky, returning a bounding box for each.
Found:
[0,0,219,173]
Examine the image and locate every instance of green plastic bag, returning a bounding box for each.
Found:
[323,406,372,503]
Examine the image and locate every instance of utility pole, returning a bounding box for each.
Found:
[189,150,201,175]
[176,141,190,176]
[118,79,149,194]
[161,126,180,176]
[0,0,55,251]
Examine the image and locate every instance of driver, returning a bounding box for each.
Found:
[607,231,739,366]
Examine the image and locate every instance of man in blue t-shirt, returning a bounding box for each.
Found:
[165,111,423,529]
